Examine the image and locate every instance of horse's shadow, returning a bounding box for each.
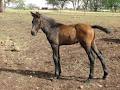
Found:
[0,68,54,80]
[0,68,86,82]
[101,38,120,44]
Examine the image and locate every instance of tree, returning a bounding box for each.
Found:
[92,0,101,11]
[82,0,89,11]
[46,0,59,8]
[58,0,68,9]
[0,0,4,12]
[103,0,120,12]
[6,0,16,4]
[46,0,68,9]
[15,0,25,9]
[0,0,25,12]
[82,0,102,12]
[69,0,81,10]
[0,0,16,13]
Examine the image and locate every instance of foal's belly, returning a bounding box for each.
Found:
[60,40,78,45]
[59,34,78,45]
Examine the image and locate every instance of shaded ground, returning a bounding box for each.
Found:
[0,10,120,90]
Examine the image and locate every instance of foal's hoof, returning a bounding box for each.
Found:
[84,77,93,83]
[84,79,91,83]
[56,76,60,79]
[84,76,93,83]
[55,75,60,79]
[102,72,108,80]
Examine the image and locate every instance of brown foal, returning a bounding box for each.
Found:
[30,12,110,82]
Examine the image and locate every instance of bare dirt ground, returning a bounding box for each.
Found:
[0,10,120,90]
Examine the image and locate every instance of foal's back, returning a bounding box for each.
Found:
[58,23,94,46]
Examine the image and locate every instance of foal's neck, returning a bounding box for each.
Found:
[41,16,58,35]
[41,26,50,35]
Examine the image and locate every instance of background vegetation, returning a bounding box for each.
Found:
[0,0,120,12]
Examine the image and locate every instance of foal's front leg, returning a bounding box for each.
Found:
[51,44,61,79]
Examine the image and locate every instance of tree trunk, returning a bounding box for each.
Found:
[0,0,4,13]
[94,7,98,12]
[93,0,99,12]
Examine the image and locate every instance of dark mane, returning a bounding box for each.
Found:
[41,15,62,28]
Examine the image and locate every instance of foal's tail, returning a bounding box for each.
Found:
[91,25,111,34]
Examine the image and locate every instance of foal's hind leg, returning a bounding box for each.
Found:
[91,41,108,79]
[91,50,95,60]
[80,42,95,81]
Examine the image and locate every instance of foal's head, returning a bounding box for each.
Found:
[30,12,43,36]
[31,12,57,36]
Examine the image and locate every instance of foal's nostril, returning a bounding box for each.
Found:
[31,31,35,36]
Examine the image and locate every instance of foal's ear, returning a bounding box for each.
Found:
[30,12,40,18]
[36,12,41,17]
[30,12,36,17]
